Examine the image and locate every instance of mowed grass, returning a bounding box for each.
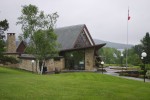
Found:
[0,66,150,100]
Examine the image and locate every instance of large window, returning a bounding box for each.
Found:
[65,50,85,70]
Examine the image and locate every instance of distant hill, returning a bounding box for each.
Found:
[94,39,133,49]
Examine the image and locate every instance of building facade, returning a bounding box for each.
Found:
[6,24,106,72]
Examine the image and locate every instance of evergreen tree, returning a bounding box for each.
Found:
[141,32,150,64]
[0,19,9,57]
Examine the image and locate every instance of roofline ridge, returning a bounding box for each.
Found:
[54,24,85,30]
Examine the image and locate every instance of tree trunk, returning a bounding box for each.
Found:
[40,60,45,74]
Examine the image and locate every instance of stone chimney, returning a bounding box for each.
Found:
[7,33,16,53]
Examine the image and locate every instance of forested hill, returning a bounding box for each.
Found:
[94,39,133,49]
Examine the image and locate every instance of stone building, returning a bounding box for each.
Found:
[6,24,106,72]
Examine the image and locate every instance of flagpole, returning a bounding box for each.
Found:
[126,7,130,69]
[126,17,128,69]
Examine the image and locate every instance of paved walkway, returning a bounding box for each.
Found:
[104,66,150,82]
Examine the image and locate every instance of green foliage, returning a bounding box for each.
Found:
[17,4,59,40]
[133,44,143,57]
[122,45,142,66]
[0,67,150,100]
[26,29,58,60]
[0,19,9,57]
[99,47,121,64]
[0,56,18,64]
[0,19,9,31]
[146,70,150,79]
[145,64,150,70]
[17,4,59,73]
[0,40,5,57]
[127,50,141,65]
[138,70,144,75]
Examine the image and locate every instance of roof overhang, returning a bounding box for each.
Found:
[59,43,106,52]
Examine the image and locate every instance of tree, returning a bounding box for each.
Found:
[126,47,142,66]
[17,4,59,74]
[0,19,9,57]
[99,47,121,65]
[141,32,150,64]
[133,44,143,57]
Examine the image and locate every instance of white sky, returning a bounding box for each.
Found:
[0,0,150,45]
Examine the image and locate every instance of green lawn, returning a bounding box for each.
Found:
[0,66,150,100]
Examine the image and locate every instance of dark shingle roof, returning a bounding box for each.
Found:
[54,24,84,50]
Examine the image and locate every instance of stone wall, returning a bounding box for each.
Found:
[19,58,65,72]
[19,59,37,72]
[45,58,65,72]
[54,58,65,70]
[85,48,95,71]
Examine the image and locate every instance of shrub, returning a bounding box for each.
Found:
[146,64,150,70]
[0,56,18,64]
[146,70,150,79]
[138,70,144,75]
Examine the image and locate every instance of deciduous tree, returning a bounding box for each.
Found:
[17,4,59,74]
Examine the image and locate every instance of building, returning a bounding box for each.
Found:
[6,24,106,72]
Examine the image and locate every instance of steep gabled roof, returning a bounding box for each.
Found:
[54,24,85,50]
[16,40,27,53]
[16,24,101,53]
[54,24,95,50]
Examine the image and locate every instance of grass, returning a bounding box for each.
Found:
[0,66,150,100]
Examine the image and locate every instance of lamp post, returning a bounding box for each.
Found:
[101,61,104,74]
[121,53,124,73]
[141,52,147,82]
[31,60,35,73]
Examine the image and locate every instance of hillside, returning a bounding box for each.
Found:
[94,39,133,49]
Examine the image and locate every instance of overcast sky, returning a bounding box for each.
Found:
[0,0,150,45]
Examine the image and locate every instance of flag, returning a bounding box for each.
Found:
[128,9,130,20]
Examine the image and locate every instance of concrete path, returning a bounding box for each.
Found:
[104,66,150,82]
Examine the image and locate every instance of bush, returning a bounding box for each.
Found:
[146,64,150,70]
[0,56,18,64]
[138,70,144,75]
[146,70,150,79]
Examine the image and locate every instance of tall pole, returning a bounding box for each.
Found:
[126,7,130,69]
[144,60,146,82]
[141,52,147,83]
[126,19,128,69]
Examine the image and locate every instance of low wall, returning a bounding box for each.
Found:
[19,58,65,73]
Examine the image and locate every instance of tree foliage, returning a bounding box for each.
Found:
[0,19,9,57]
[17,4,59,74]
[125,47,142,66]
[99,32,150,66]
[140,32,150,64]
[0,19,9,31]
[99,47,121,64]
[26,29,58,60]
